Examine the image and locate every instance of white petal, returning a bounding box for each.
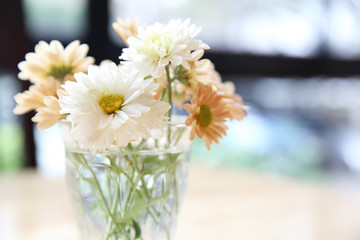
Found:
[169,55,183,66]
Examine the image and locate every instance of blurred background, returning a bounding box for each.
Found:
[1,0,360,187]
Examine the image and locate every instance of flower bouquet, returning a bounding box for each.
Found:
[14,18,247,240]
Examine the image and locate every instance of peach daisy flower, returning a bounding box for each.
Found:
[172,50,215,107]
[186,50,216,89]
[31,89,67,130]
[18,40,94,84]
[222,94,247,121]
[112,18,143,45]
[153,77,167,101]
[184,83,229,150]
[13,78,59,114]
[214,77,247,121]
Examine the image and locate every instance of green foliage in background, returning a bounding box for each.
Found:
[0,122,25,171]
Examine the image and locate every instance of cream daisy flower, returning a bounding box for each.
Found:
[213,77,247,121]
[184,83,229,150]
[112,18,143,45]
[59,63,171,153]
[186,50,215,88]
[18,40,94,84]
[13,77,59,114]
[172,50,215,107]
[120,19,209,78]
[32,89,67,130]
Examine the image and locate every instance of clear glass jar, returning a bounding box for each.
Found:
[61,119,192,240]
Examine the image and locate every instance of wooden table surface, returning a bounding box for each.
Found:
[1,165,360,240]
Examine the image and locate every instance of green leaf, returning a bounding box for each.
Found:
[125,195,165,221]
[144,74,152,80]
[173,65,188,85]
[128,197,147,217]
[89,203,105,217]
[142,154,180,175]
[105,164,122,175]
[132,220,142,239]
[81,176,97,186]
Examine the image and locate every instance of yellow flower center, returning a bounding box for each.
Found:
[197,105,212,127]
[49,64,73,82]
[98,94,124,115]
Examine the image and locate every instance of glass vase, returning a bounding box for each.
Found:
[61,119,192,240]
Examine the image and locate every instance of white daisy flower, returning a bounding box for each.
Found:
[18,40,94,84]
[120,19,209,78]
[59,63,171,153]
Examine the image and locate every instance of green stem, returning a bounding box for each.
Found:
[124,171,143,214]
[165,65,174,149]
[79,154,127,239]
[119,164,160,225]
[123,153,161,229]
[173,169,179,214]
[165,65,172,121]
[106,173,112,207]
[126,148,161,225]
[159,88,166,102]
[103,182,120,240]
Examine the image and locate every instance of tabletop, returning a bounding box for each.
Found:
[1,165,360,240]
